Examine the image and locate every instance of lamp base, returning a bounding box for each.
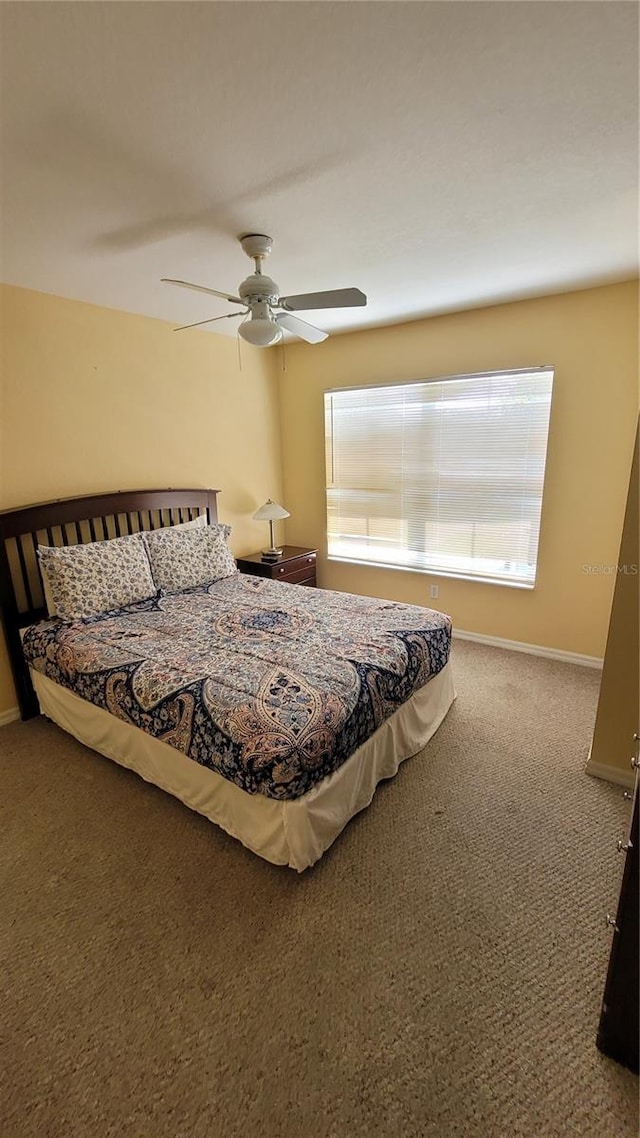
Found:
[261,547,283,561]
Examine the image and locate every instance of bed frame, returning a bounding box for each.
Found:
[0,489,219,720]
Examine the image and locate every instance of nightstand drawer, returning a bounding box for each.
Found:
[278,564,316,586]
[272,553,316,578]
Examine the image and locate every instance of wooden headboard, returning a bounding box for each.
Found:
[0,488,219,720]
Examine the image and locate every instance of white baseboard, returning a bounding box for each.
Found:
[0,706,20,727]
[585,756,635,790]
[452,628,603,669]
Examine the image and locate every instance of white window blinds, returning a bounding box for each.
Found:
[324,368,554,588]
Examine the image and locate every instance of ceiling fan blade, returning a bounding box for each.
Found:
[161,278,243,305]
[278,287,367,312]
[174,312,245,332]
[275,312,328,344]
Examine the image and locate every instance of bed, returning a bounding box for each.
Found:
[0,489,455,870]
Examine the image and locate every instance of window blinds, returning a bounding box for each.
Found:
[324,368,554,587]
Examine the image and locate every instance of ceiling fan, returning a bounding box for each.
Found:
[162,234,367,347]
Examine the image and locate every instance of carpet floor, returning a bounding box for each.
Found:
[1,639,637,1137]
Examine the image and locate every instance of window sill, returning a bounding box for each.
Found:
[326,556,535,590]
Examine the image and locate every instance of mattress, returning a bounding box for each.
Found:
[22,573,452,801]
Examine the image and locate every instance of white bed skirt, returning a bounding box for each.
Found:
[31,664,455,872]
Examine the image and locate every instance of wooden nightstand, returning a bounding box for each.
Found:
[236,546,318,587]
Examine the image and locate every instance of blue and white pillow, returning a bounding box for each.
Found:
[143,524,236,594]
[38,533,156,621]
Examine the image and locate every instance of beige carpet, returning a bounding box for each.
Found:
[1,640,637,1138]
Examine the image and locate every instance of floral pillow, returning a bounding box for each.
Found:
[143,524,236,594]
[38,533,156,622]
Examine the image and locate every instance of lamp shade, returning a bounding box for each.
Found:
[253,499,290,522]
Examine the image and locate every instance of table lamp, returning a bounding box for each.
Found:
[253,499,290,560]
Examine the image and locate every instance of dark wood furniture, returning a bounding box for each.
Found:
[597,769,639,1073]
[0,488,219,720]
[236,546,318,587]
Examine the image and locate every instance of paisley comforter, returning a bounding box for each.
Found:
[22,574,451,801]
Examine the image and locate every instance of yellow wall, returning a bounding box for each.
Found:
[279,281,639,658]
[0,283,284,714]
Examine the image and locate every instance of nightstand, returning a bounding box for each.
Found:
[236,546,318,587]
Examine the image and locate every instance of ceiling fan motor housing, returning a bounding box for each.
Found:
[238,274,279,305]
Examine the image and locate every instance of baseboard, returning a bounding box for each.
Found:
[0,706,20,727]
[452,628,603,669]
[585,756,635,790]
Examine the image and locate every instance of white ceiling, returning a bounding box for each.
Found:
[1,1,638,338]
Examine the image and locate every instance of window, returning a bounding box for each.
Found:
[324,367,554,588]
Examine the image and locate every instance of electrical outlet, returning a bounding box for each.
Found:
[430,584,439,599]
